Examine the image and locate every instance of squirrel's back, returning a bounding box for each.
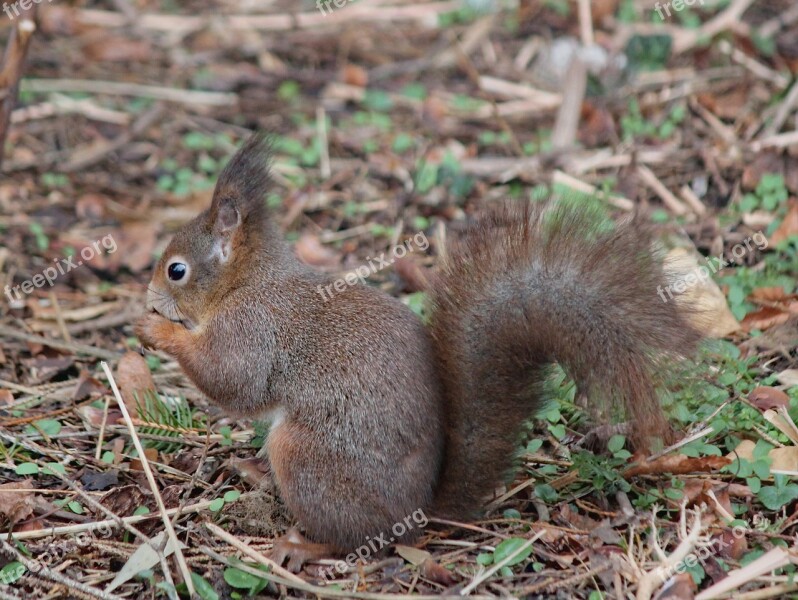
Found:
[428,201,702,519]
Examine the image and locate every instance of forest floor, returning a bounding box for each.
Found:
[1,0,798,598]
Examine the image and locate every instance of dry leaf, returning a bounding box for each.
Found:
[769,199,798,246]
[777,369,798,387]
[728,439,755,461]
[394,544,430,565]
[130,447,159,471]
[115,222,160,273]
[748,386,790,411]
[768,446,798,472]
[0,480,35,523]
[106,531,186,593]
[83,36,152,62]
[714,528,747,560]
[623,455,730,478]
[586,0,619,22]
[741,306,792,332]
[762,408,798,445]
[749,287,794,302]
[75,193,108,221]
[73,370,108,401]
[741,153,784,191]
[115,351,156,416]
[341,64,368,87]
[421,557,457,586]
[657,572,696,600]
[78,405,122,427]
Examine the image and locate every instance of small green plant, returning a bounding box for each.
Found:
[621,99,685,140]
[134,391,206,453]
[209,489,241,513]
[723,439,772,494]
[413,152,474,198]
[475,537,535,577]
[28,222,49,251]
[739,173,788,213]
[223,559,271,598]
[758,474,798,510]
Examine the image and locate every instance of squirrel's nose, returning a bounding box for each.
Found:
[145,287,162,312]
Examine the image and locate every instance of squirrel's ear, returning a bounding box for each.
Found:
[210,132,271,220]
[208,196,242,263]
[208,132,272,262]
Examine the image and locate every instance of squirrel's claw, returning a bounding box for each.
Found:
[270,528,337,573]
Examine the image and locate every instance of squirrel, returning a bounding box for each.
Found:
[135,133,703,570]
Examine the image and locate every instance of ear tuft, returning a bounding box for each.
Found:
[210,132,272,222]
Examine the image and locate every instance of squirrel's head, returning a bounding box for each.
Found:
[144,133,273,331]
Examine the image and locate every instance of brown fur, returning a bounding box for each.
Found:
[136,134,702,553]
[428,202,703,518]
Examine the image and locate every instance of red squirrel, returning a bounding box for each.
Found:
[135,133,702,570]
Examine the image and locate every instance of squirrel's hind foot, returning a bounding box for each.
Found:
[270,528,338,572]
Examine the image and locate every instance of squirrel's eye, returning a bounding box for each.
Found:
[167,262,187,282]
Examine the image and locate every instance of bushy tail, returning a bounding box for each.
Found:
[428,200,702,519]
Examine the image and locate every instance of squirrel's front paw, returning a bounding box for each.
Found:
[134,311,179,351]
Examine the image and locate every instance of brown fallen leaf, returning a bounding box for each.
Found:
[741,153,784,191]
[420,557,457,586]
[657,572,696,600]
[83,36,152,62]
[579,102,616,148]
[341,64,368,87]
[715,528,747,561]
[75,193,108,221]
[394,544,429,566]
[99,484,149,518]
[0,389,14,405]
[749,287,796,302]
[115,351,156,416]
[0,480,35,523]
[778,369,798,387]
[682,478,713,506]
[729,439,755,461]
[131,448,159,471]
[73,370,108,401]
[768,446,798,472]
[741,306,792,332]
[769,199,798,246]
[623,455,730,478]
[748,386,790,411]
[78,405,123,428]
[586,0,619,23]
[115,222,160,273]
